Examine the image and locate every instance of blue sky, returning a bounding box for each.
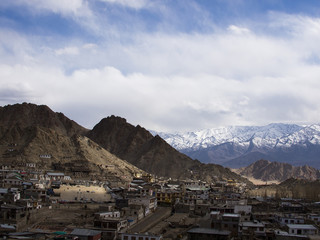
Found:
[1,0,320,132]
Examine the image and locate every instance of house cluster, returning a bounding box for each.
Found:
[0,168,162,239]
[186,197,320,240]
[119,178,320,240]
[0,166,320,240]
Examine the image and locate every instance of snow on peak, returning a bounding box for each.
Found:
[155,123,320,150]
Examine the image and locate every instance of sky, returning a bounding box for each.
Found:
[1,0,320,132]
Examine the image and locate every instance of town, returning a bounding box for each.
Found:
[1,162,320,240]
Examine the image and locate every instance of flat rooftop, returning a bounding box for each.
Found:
[287,224,317,230]
[188,228,230,236]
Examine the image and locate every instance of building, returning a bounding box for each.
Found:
[128,197,157,215]
[276,214,305,226]
[95,211,121,219]
[46,172,65,180]
[286,224,318,236]
[93,217,128,240]
[308,214,320,224]
[187,228,230,240]
[70,228,102,240]
[281,202,304,213]
[156,190,182,204]
[211,213,240,235]
[238,221,266,238]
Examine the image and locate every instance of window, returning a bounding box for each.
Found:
[132,237,136,240]
[124,236,128,240]
[138,237,143,240]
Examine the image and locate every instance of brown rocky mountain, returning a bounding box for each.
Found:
[0,103,145,186]
[0,102,87,138]
[238,159,320,182]
[248,177,320,201]
[86,116,250,183]
[0,103,251,184]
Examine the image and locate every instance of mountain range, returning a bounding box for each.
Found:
[0,103,248,184]
[155,123,320,169]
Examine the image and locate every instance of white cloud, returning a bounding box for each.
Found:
[55,47,80,56]
[13,0,92,17]
[2,11,320,131]
[239,96,250,106]
[99,0,149,10]
[227,25,251,34]
[2,59,320,132]
[82,43,97,49]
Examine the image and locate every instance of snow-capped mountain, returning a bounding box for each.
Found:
[155,123,320,169]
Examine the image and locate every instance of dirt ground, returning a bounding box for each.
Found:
[230,169,280,185]
[54,184,112,202]
[245,177,279,185]
[28,205,99,233]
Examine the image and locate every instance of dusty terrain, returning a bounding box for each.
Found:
[237,159,320,182]
[0,103,145,186]
[231,168,279,185]
[245,177,279,185]
[54,184,112,202]
[28,204,100,233]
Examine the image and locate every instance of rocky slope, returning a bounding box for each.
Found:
[0,102,87,138]
[87,116,250,182]
[0,103,145,185]
[237,159,320,182]
[0,103,250,184]
[156,124,320,168]
[248,178,320,201]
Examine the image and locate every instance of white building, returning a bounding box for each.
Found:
[287,224,318,235]
[277,215,305,226]
[95,211,121,219]
[239,221,266,237]
[129,197,157,216]
[46,172,64,180]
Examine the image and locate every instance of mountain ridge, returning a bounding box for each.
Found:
[0,103,250,184]
[237,159,320,182]
[0,103,145,185]
[86,115,249,183]
[155,123,320,168]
